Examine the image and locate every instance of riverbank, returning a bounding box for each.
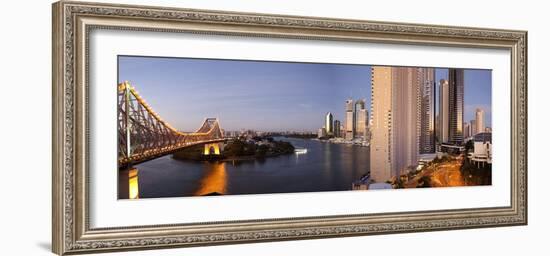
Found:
[316,137,370,147]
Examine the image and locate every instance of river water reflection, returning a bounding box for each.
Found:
[119,137,370,199]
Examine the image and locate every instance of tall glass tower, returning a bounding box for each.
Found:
[325,112,334,136]
[448,69,464,145]
[345,99,354,140]
[419,68,436,153]
[354,99,368,138]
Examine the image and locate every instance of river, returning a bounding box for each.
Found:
[119,137,370,199]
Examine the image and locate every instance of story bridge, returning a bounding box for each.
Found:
[118,81,225,168]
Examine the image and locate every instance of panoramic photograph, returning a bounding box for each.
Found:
[117,56,492,199]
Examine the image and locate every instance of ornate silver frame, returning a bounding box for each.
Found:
[52,1,527,255]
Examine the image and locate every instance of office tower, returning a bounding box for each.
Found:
[419,68,436,153]
[475,108,485,136]
[345,99,355,140]
[463,122,471,139]
[470,119,477,136]
[438,79,449,143]
[355,99,368,138]
[448,69,464,145]
[370,66,421,182]
[333,120,341,137]
[325,112,334,136]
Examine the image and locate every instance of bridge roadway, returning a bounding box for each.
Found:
[118,138,227,168]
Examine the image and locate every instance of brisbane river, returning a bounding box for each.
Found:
[122,137,370,199]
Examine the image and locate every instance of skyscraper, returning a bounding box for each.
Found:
[475,108,485,136]
[370,66,421,182]
[448,69,464,145]
[317,127,326,138]
[470,119,477,136]
[345,99,354,140]
[419,68,436,153]
[435,113,440,142]
[333,120,341,138]
[463,122,471,139]
[391,67,420,178]
[370,67,392,182]
[354,99,368,138]
[358,109,369,138]
[438,79,449,143]
[325,112,334,136]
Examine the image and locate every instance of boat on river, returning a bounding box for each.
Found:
[294,147,308,154]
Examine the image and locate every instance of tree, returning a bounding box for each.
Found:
[465,140,474,152]
[224,140,247,156]
[417,176,432,188]
[395,178,404,189]
[256,144,269,157]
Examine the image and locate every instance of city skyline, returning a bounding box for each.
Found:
[118,56,491,132]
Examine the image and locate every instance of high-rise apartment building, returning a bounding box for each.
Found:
[438,79,449,143]
[475,108,485,136]
[463,122,471,139]
[470,119,477,137]
[391,67,421,179]
[435,113,440,142]
[370,67,392,182]
[333,120,341,138]
[325,112,334,136]
[354,99,368,138]
[370,66,423,182]
[345,99,355,140]
[419,68,436,153]
[448,69,464,145]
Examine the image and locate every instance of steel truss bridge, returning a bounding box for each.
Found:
[118,81,225,167]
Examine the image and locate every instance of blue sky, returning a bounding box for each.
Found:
[118,56,491,132]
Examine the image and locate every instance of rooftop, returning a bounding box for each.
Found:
[473,132,492,143]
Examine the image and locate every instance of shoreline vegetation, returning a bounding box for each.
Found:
[254,132,316,140]
[283,134,317,139]
[172,137,295,162]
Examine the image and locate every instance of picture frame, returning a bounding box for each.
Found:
[52,1,527,255]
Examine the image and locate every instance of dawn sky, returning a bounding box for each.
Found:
[118,56,491,132]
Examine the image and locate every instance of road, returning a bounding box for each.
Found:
[430,158,465,187]
[403,156,465,188]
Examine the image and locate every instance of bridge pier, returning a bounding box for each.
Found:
[203,142,224,156]
[118,167,139,199]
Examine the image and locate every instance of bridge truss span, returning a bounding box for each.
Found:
[118,81,224,166]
